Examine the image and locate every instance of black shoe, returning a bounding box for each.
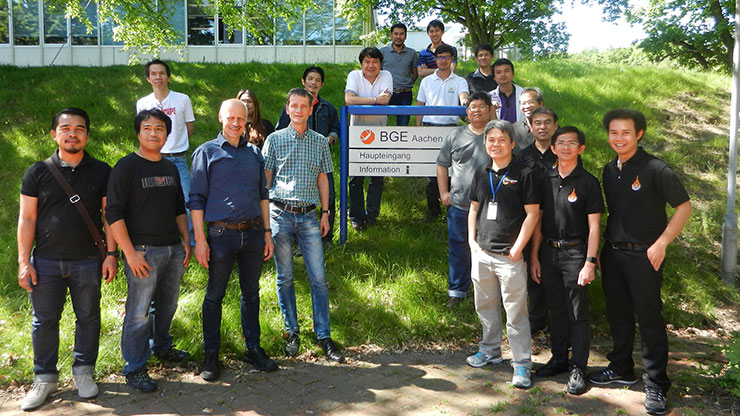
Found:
[126,370,157,393]
[351,222,365,231]
[530,324,549,336]
[535,359,569,377]
[644,384,667,415]
[199,354,221,381]
[154,346,189,363]
[244,347,278,372]
[285,332,300,357]
[446,296,462,308]
[588,368,637,385]
[425,212,440,223]
[567,367,587,395]
[318,338,345,363]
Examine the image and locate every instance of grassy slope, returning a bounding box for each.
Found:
[0,59,736,384]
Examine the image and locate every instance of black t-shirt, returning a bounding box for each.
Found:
[540,164,604,241]
[470,157,540,252]
[105,153,186,246]
[602,148,690,244]
[21,150,111,260]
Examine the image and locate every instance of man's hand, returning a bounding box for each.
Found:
[440,191,451,207]
[320,214,330,237]
[127,251,152,278]
[577,261,596,286]
[182,242,192,268]
[506,247,522,263]
[194,240,210,269]
[102,256,118,284]
[529,257,541,284]
[646,240,667,271]
[18,262,37,292]
[264,233,274,261]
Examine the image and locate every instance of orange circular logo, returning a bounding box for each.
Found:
[360,130,375,145]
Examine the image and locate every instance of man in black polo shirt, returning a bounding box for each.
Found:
[467,119,539,389]
[18,108,117,410]
[529,126,603,396]
[465,43,497,94]
[588,109,691,415]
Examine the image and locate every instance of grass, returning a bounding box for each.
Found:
[0,57,738,386]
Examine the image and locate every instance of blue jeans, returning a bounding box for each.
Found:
[270,203,331,339]
[30,257,101,376]
[202,225,264,354]
[166,155,194,246]
[446,206,471,298]
[389,91,412,126]
[348,176,383,226]
[121,244,185,375]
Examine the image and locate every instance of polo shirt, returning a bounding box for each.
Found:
[21,150,111,260]
[519,143,557,173]
[136,90,195,153]
[262,126,333,207]
[540,164,604,241]
[189,133,269,223]
[418,43,458,69]
[380,45,418,90]
[436,125,491,211]
[465,69,497,94]
[416,70,469,125]
[344,69,394,126]
[602,147,690,245]
[470,157,540,252]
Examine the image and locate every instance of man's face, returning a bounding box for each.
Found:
[51,114,89,155]
[146,64,170,89]
[361,56,381,79]
[301,71,323,100]
[286,94,312,126]
[493,64,513,86]
[551,131,584,162]
[531,113,558,143]
[520,91,541,118]
[435,52,453,70]
[608,118,642,159]
[137,116,169,153]
[485,128,515,160]
[427,26,443,44]
[466,99,491,125]
[476,50,493,69]
[391,28,406,47]
[219,102,247,142]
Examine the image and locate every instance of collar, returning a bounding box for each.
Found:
[52,149,90,168]
[432,69,455,81]
[612,146,647,168]
[288,125,311,140]
[388,44,409,53]
[471,68,492,79]
[549,163,585,179]
[217,132,248,148]
[426,42,448,52]
[488,156,517,174]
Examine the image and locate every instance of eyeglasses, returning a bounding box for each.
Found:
[436,55,452,61]
[554,141,580,148]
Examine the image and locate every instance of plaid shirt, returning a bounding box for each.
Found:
[262,126,333,206]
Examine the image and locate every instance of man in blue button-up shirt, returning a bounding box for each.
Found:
[189,99,276,381]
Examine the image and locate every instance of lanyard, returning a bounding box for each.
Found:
[489,169,509,202]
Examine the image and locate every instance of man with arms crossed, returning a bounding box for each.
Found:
[190,99,277,382]
[467,120,539,389]
[106,109,192,393]
[589,109,691,415]
[418,20,458,77]
[18,108,117,410]
[380,23,418,127]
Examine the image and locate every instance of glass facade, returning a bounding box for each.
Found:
[71,1,98,45]
[187,0,214,45]
[12,0,39,45]
[43,3,66,44]
[0,3,7,43]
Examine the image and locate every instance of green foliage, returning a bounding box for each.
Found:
[720,334,740,397]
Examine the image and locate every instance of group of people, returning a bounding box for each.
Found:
[17,20,691,416]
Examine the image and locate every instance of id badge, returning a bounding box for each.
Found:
[487,201,498,220]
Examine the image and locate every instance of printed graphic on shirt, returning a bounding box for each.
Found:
[141,176,177,189]
[631,175,641,191]
[503,177,518,185]
[160,107,177,116]
[567,188,578,202]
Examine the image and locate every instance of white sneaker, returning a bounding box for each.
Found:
[466,351,504,368]
[512,366,531,389]
[74,373,99,399]
[20,380,57,411]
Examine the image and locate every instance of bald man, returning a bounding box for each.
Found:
[189,99,277,381]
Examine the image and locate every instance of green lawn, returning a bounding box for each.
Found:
[0,58,737,385]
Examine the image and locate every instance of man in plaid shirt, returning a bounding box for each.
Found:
[262,88,344,363]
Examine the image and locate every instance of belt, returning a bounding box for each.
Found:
[161,151,187,157]
[547,238,584,249]
[211,218,262,231]
[393,88,412,93]
[271,200,316,214]
[610,242,650,251]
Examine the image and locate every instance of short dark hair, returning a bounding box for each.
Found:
[521,87,544,104]
[52,107,89,132]
[529,107,558,123]
[286,88,313,106]
[302,65,325,83]
[427,19,444,32]
[484,120,514,142]
[434,44,454,57]
[602,108,647,134]
[467,92,492,108]
[358,47,383,64]
[135,109,172,136]
[492,58,514,73]
[145,59,171,78]
[390,23,407,34]
[474,44,493,56]
[551,126,585,146]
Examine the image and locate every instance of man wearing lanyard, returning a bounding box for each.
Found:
[467,119,540,389]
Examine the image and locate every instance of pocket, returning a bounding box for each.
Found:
[207,226,225,237]
[563,245,586,261]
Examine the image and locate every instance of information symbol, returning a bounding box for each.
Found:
[360,130,375,144]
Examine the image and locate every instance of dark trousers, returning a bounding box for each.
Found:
[349,176,383,225]
[389,91,413,126]
[426,177,441,216]
[540,244,590,369]
[528,271,549,331]
[601,244,671,393]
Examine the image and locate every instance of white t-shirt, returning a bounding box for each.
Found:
[417,70,469,125]
[344,69,393,126]
[136,90,195,153]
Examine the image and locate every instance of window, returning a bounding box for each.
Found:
[218,17,242,44]
[334,12,361,45]
[187,0,214,45]
[13,0,39,45]
[166,0,186,44]
[0,2,9,43]
[276,13,302,45]
[244,14,273,45]
[304,0,332,45]
[71,1,98,45]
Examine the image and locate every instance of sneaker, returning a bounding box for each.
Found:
[154,346,189,363]
[588,368,637,385]
[534,358,569,377]
[447,296,462,308]
[567,367,587,395]
[73,373,99,399]
[126,370,157,393]
[512,366,532,389]
[200,354,221,381]
[285,332,300,357]
[20,380,57,411]
[644,384,667,415]
[466,351,503,368]
[318,338,345,363]
[244,347,278,372]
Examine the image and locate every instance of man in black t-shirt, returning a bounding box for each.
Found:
[106,109,192,394]
[588,109,691,416]
[18,108,117,411]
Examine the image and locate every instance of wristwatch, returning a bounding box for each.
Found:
[586,256,597,264]
[106,250,120,258]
